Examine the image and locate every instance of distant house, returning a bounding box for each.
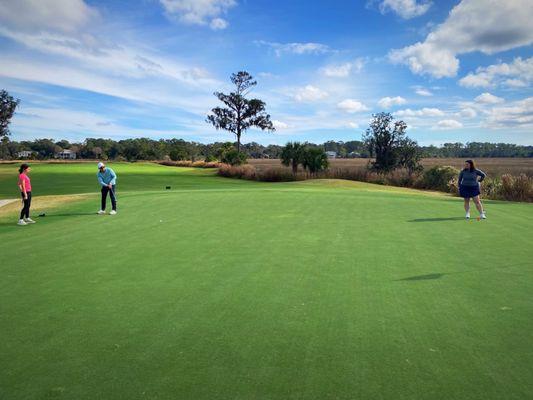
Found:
[17,150,34,159]
[325,151,337,159]
[55,149,77,159]
[348,152,361,158]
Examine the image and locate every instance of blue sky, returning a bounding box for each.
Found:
[0,0,532,145]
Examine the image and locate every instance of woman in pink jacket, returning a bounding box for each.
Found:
[17,163,35,226]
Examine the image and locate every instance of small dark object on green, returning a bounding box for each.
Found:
[39,213,46,217]
[166,186,171,190]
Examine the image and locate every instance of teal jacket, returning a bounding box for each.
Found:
[97,168,117,187]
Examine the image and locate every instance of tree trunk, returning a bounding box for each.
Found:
[236,134,241,153]
[292,161,298,174]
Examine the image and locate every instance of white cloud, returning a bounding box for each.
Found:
[436,119,463,129]
[320,59,365,77]
[459,57,533,88]
[459,73,492,88]
[389,0,533,78]
[378,0,432,19]
[337,99,369,113]
[293,85,329,102]
[255,40,331,56]
[474,92,504,104]
[0,0,98,33]
[415,87,433,96]
[457,108,477,118]
[485,97,533,128]
[378,96,406,109]
[504,79,528,88]
[209,17,228,30]
[272,120,289,129]
[159,0,236,29]
[347,122,359,129]
[395,107,444,117]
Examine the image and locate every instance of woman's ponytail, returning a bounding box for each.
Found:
[19,163,29,174]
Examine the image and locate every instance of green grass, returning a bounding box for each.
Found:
[1,163,532,400]
[0,162,252,197]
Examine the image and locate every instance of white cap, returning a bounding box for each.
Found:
[97,162,105,169]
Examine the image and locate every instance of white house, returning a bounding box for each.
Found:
[325,151,337,159]
[55,149,77,159]
[17,150,34,159]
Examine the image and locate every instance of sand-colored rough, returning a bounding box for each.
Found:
[0,194,95,218]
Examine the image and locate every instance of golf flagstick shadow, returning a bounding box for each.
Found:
[38,212,97,218]
[407,217,465,222]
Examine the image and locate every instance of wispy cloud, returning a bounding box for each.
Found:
[255,40,332,56]
[159,0,236,30]
[320,59,365,77]
[378,96,406,109]
[373,0,432,19]
[293,85,329,102]
[337,99,369,113]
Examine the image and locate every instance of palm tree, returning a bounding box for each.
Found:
[302,147,329,174]
[281,142,305,174]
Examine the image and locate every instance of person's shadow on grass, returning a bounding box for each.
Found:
[396,262,531,282]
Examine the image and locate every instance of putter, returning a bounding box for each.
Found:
[110,185,117,209]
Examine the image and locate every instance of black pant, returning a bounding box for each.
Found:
[20,191,31,219]
[101,185,117,211]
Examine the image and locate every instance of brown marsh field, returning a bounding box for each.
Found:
[249,158,533,178]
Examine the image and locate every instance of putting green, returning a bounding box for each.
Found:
[0,163,532,400]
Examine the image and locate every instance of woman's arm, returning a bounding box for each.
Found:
[476,169,486,182]
[20,179,27,199]
[458,170,463,185]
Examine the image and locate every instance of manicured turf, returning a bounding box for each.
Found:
[1,163,532,400]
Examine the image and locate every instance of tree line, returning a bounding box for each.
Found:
[2,136,530,161]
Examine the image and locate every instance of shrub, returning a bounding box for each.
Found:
[205,154,218,162]
[419,165,459,191]
[159,160,220,169]
[221,149,247,166]
[258,168,301,182]
[175,160,193,167]
[217,164,256,179]
[500,174,533,202]
[447,177,459,194]
[480,178,502,199]
[384,169,417,187]
[217,162,532,203]
[204,161,221,168]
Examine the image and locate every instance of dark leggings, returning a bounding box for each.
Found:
[20,191,32,219]
[101,185,117,211]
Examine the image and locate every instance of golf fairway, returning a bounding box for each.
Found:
[0,163,532,400]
